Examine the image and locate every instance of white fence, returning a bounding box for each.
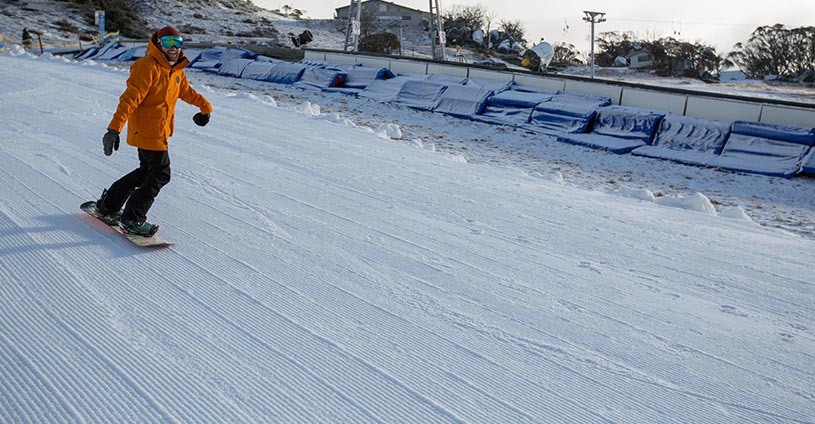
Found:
[304,50,815,128]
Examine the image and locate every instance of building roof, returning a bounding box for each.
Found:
[335,0,428,15]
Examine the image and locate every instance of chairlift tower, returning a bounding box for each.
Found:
[344,0,362,51]
[429,0,446,61]
[583,10,606,79]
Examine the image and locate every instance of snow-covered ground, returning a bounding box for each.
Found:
[188,66,815,240]
[1,49,814,423]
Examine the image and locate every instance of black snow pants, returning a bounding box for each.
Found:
[101,149,171,223]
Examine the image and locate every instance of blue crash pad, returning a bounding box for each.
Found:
[80,42,121,60]
[241,61,273,80]
[294,67,348,90]
[802,150,815,175]
[188,46,227,71]
[464,78,514,94]
[427,74,468,85]
[94,45,129,61]
[341,67,394,89]
[549,92,612,107]
[358,75,427,103]
[432,84,493,119]
[218,58,255,78]
[189,47,255,72]
[215,48,256,68]
[521,91,613,135]
[75,47,99,60]
[240,60,283,80]
[484,90,557,107]
[706,121,815,178]
[472,89,556,126]
[395,80,448,111]
[557,106,665,154]
[114,45,147,61]
[264,62,307,84]
[632,114,732,166]
[525,100,598,136]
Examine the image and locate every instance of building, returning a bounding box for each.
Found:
[627,49,654,69]
[334,0,430,30]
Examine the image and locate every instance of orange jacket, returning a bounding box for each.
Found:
[108,39,212,151]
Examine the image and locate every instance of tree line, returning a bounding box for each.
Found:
[438,4,814,82]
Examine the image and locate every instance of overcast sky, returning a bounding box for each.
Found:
[253,0,814,54]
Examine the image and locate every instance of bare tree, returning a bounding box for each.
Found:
[445,4,487,30]
[359,7,380,39]
[497,19,526,47]
[553,42,583,65]
[442,4,494,46]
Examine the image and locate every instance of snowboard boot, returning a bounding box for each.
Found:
[119,220,159,237]
[94,189,123,224]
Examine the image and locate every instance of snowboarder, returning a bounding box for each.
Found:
[96,26,212,236]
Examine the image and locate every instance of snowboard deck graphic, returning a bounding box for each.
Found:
[80,201,172,247]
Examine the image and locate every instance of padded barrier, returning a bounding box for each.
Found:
[114,46,147,61]
[394,80,448,111]
[216,47,257,67]
[293,67,347,91]
[632,114,731,166]
[188,46,227,71]
[75,47,99,60]
[706,121,815,178]
[525,101,598,135]
[431,84,493,119]
[427,74,468,85]
[464,78,514,94]
[358,75,427,103]
[523,92,612,136]
[549,92,612,107]
[265,62,307,84]
[487,90,557,108]
[81,42,123,60]
[94,46,129,61]
[557,106,665,154]
[802,150,815,176]
[341,66,394,89]
[218,58,255,78]
[472,89,556,126]
[241,61,280,81]
[300,58,344,68]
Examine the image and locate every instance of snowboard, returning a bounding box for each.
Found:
[80,201,172,247]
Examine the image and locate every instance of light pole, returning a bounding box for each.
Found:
[429,0,446,61]
[583,10,606,79]
[343,0,362,51]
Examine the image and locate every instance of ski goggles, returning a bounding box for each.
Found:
[160,35,183,49]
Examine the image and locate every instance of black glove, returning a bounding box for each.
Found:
[103,129,120,156]
[193,112,210,127]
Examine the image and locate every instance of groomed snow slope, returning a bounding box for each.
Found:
[1,54,814,423]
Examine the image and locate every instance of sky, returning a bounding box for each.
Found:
[253,0,815,53]
[2,48,814,423]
